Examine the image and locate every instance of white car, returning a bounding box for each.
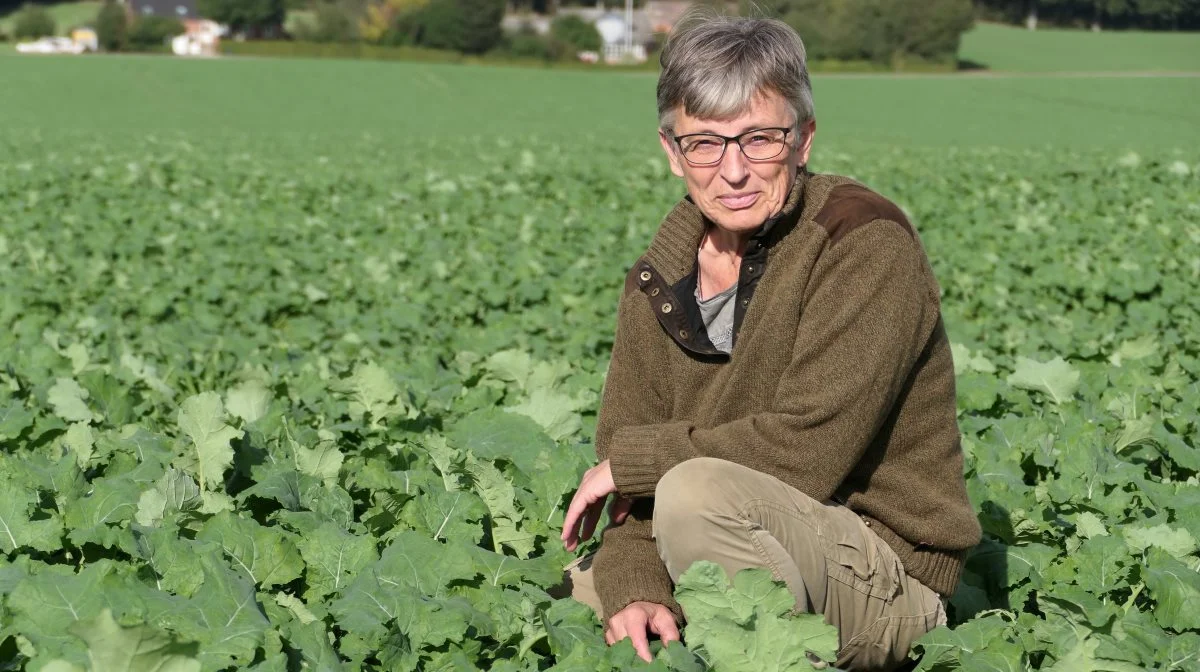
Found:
[15,37,85,55]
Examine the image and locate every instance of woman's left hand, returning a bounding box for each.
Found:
[561,459,629,551]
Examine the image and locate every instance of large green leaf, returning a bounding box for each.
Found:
[176,392,241,493]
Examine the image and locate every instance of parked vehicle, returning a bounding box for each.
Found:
[15,37,86,55]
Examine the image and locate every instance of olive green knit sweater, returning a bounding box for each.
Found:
[590,170,981,622]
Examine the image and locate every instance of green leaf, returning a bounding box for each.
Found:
[334,361,412,426]
[1144,548,1200,631]
[541,597,603,660]
[176,392,241,492]
[0,482,64,555]
[464,454,535,557]
[60,422,95,469]
[225,380,272,425]
[675,562,837,670]
[131,524,207,596]
[135,468,201,527]
[1123,523,1198,558]
[400,486,488,545]
[1072,512,1109,539]
[506,387,585,442]
[450,409,557,478]
[48,378,97,424]
[69,608,201,672]
[290,431,344,482]
[0,403,35,441]
[153,554,271,669]
[294,522,379,600]
[196,512,305,588]
[1007,356,1081,404]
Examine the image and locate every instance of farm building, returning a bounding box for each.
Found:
[124,0,223,56]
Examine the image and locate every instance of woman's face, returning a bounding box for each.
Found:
[658,90,814,238]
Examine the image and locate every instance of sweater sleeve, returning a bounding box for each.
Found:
[590,281,684,623]
[607,221,940,502]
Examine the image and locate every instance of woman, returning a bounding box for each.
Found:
[558,11,981,671]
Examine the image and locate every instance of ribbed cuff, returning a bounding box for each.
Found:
[865,516,969,597]
[609,424,668,498]
[597,569,685,624]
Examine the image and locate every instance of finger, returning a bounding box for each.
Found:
[579,500,605,543]
[561,484,601,539]
[561,490,594,548]
[605,628,615,646]
[628,625,653,663]
[607,619,627,648]
[649,610,681,644]
[610,497,633,525]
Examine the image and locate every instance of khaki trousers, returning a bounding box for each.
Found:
[562,458,946,672]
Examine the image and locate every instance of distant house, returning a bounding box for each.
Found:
[126,0,202,22]
[124,0,223,56]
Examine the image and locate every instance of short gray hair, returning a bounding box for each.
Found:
[656,10,814,133]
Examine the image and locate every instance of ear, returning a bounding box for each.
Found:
[796,119,816,166]
[658,129,686,178]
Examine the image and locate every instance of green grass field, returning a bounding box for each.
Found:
[0,54,1197,151]
[959,21,1200,72]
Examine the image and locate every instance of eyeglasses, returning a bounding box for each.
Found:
[672,127,793,166]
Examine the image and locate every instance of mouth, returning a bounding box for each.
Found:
[718,192,760,210]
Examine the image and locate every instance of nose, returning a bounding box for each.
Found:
[719,141,749,184]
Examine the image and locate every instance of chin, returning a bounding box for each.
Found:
[708,205,772,233]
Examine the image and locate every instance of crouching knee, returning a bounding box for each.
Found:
[652,458,743,579]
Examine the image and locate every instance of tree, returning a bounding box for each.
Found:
[550,14,602,53]
[128,15,185,50]
[12,4,56,39]
[359,0,427,43]
[418,0,504,54]
[197,0,286,35]
[94,0,128,51]
[307,2,358,41]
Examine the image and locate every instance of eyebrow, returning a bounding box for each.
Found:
[684,123,778,136]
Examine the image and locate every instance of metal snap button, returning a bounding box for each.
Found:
[746,265,756,274]
[679,329,689,339]
[650,287,660,297]
[661,303,673,314]
[639,270,652,282]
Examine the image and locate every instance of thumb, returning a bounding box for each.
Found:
[610,497,634,524]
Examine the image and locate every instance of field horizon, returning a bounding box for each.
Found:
[1,51,1196,151]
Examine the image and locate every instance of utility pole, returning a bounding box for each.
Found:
[625,0,633,55]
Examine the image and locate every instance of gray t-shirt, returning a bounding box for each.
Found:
[695,281,738,354]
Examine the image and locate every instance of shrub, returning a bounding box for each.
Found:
[13,4,56,40]
[744,0,973,65]
[418,0,504,54]
[308,2,359,43]
[550,15,602,54]
[128,15,186,50]
[94,0,129,51]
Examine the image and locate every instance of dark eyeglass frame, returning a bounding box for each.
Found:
[671,126,795,166]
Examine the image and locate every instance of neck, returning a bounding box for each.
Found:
[704,224,752,257]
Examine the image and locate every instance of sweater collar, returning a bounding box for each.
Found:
[644,167,811,286]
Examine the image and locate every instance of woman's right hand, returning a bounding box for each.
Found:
[604,600,681,663]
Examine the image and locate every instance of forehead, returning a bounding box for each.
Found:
[673,89,792,135]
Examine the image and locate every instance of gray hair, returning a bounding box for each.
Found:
[656,10,814,133]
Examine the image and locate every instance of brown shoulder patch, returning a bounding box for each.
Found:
[623,261,652,296]
[813,184,914,245]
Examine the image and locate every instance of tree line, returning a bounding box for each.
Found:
[976,0,1200,30]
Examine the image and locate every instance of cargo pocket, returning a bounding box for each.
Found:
[823,511,902,603]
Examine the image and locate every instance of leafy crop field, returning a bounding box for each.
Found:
[1,57,1200,671]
